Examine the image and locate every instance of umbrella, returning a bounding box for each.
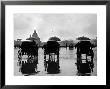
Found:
[76,36,91,41]
[48,36,61,41]
[75,36,91,46]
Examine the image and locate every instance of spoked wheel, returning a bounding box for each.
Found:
[87,50,94,72]
[44,54,47,71]
[17,49,22,66]
[76,52,81,64]
[89,62,94,72]
[18,49,22,60]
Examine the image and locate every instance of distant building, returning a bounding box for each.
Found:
[91,38,97,47]
[26,30,41,45]
[59,40,74,47]
[14,39,22,48]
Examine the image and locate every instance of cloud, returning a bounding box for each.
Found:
[14,13,97,41]
[14,14,31,30]
[14,14,44,30]
[82,23,97,38]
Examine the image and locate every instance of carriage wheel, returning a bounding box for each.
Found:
[91,51,94,63]
[34,55,38,64]
[77,53,81,64]
[17,49,23,66]
[88,50,94,72]
[89,60,94,72]
[56,52,60,68]
[18,49,22,60]
[44,59,47,71]
[33,56,38,72]
[76,59,80,73]
[44,52,47,71]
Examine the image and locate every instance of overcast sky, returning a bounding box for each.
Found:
[14,13,97,42]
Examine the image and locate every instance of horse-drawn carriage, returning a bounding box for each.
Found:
[75,40,94,75]
[43,40,60,73]
[17,40,38,75]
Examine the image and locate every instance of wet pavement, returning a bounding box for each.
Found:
[14,47,97,76]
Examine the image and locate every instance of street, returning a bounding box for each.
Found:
[14,47,97,76]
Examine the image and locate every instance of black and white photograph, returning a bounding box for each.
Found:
[14,13,97,76]
[4,4,106,85]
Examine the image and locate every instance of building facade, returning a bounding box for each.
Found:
[27,30,41,45]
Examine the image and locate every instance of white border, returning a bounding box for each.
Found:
[5,5,106,85]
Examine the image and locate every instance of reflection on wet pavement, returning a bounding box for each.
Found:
[14,47,97,76]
